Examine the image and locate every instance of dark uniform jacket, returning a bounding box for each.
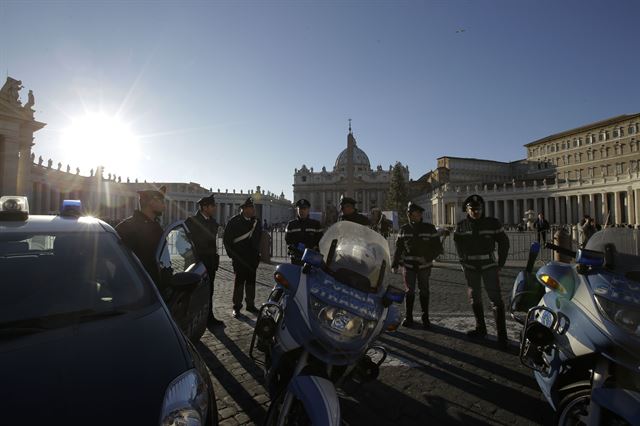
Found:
[454,216,510,270]
[392,221,443,270]
[339,212,370,226]
[223,213,262,270]
[115,210,164,283]
[185,212,219,275]
[285,216,323,263]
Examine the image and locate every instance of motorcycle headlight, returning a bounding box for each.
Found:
[310,297,376,341]
[160,369,209,426]
[595,295,640,337]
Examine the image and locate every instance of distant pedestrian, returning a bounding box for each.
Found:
[263,219,269,231]
[285,199,323,265]
[185,194,224,328]
[533,212,550,244]
[370,207,391,238]
[115,185,166,286]
[454,194,510,350]
[578,214,597,248]
[223,197,262,318]
[338,195,370,226]
[392,202,443,329]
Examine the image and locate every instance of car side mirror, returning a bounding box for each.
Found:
[171,271,201,289]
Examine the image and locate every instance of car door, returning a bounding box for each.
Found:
[156,221,211,342]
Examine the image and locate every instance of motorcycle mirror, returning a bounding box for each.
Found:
[301,248,323,267]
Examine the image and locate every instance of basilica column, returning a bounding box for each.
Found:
[589,193,595,219]
[614,191,622,225]
[627,188,635,226]
[544,197,550,218]
[554,197,560,224]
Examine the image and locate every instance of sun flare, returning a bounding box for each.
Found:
[61,112,141,176]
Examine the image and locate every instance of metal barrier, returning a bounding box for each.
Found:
[216,228,640,263]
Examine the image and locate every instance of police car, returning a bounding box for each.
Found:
[0,196,217,425]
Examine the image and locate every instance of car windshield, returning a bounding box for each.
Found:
[318,221,391,293]
[0,231,155,326]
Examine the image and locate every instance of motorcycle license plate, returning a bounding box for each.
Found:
[331,312,351,331]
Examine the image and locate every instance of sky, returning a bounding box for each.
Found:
[1,0,638,200]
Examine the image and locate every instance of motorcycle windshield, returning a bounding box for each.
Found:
[319,221,390,293]
[585,228,640,278]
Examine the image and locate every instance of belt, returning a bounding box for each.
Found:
[466,254,492,260]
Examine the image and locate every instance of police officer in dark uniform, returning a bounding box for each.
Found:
[116,185,166,285]
[454,194,510,349]
[223,197,262,318]
[285,199,323,265]
[185,194,224,328]
[338,195,370,226]
[392,202,443,328]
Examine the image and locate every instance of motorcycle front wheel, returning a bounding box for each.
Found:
[263,390,310,426]
[555,386,590,426]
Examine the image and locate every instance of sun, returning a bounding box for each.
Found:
[61,112,141,176]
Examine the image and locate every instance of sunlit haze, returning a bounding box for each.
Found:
[1,0,638,200]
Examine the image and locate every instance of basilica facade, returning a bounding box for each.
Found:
[292,124,409,224]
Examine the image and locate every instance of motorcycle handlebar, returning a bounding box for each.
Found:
[544,243,576,258]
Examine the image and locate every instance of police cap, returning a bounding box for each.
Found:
[462,194,484,212]
[137,185,166,201]
[197,194,216,207]
[339,195,357,207]
[240,197,254,209]
[407,201,425,213]
[295,199,311,208]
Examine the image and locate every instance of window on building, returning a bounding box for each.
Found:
[588,167,594,178]
[616,163,623,174]
[631,160,638,172]
[587,150,593,161]
[301,176,307,182]
[606,147,611,157]
[601,165,607,177]
[630,124,638,135]
[577,137,582,146]
[615,144,620,155]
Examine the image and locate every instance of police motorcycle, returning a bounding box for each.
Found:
[510,229,640,425]
[249,221,405,425]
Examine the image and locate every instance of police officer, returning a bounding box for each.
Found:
[223,197,262,318]
[392,202,443,328]
[338,195,370,226]
[116,185,166,285]
[454,194,510,349]
[285,199,323,265]
[185,194,224,328]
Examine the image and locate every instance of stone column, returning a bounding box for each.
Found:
[602,192,608,225]
[576,195,583,220]
[589,193,595,219]
[544,197,550,218]
[635,189,640,227]
[614,192,622,225]
[554,197,560,224]
[627,189,634,226]
[566,196,573,225]
[512,199,519,225]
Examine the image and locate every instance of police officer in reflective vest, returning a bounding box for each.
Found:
[285,199,323,265]
[454,194,510,349]
[338,195,370,226]
[392,201,443,328]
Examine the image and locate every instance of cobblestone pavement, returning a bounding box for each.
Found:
[197,260,554,426]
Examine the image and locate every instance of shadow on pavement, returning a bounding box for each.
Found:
[209,327,265,384]
[391,330,535,389]
[376,335,549,423]
[195,341,266,422]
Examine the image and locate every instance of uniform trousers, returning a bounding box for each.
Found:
[232,265,257,311]
[464,266,504,310]
[403,267,431,297]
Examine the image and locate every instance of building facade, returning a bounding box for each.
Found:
[293,124,409,223]
[0,77,293,227]
[421,114,640,227]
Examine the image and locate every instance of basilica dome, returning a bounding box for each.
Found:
[334,145,371,171]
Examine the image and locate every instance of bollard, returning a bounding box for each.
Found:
[260,230,271,264]
[553,228,572,263]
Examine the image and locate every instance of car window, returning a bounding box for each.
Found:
[0,232,155,325]
[159,225,197,274]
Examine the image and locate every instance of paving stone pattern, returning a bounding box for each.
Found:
[197,261,554,426]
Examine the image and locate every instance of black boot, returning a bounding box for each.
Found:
[494,305,508,350]
[419,293,430,329]
[403,294,415,327]
[467,303,487,338]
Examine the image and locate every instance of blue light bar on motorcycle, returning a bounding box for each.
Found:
[60,199,82,217]
[576,249,605,267]
[530,241,540,254]
[301,248,323,267]
[384,289,405,304]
